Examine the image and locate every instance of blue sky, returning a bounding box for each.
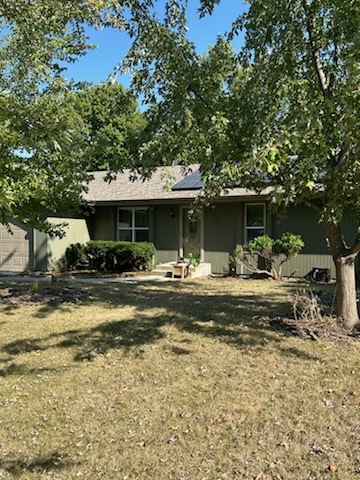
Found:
[65,0,247,87]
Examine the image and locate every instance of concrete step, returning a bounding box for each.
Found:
[152,262,212,278]
[152,268,172,277]
[153,263,174,272]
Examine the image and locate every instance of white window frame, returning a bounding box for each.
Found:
[117,207,149,242]
[245,203,266,243]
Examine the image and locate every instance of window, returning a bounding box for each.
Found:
[118,208,149,242]
[245,204,265,242]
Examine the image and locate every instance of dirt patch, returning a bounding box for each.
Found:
[270,315,360,341]
[269,289,360,341]
[53,270,153,279]
[0,286,91,306]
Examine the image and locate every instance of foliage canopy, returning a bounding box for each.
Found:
[121,0,360,326]
[70,83,146,172]
[0,0,145,231]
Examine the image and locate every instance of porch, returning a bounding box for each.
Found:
[152,261,212,279]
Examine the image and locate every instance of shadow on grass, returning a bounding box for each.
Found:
[0,281,88,317]
[0,451,75,475]
[1,280,320,366]
[0,361,72,377]
[278,346,319,361]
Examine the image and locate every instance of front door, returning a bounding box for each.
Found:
[182,208,202,259]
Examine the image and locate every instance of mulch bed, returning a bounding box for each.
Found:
[271,289,360,341]
[270,316,359,341]
[0,286,92,306]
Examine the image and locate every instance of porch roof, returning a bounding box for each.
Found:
[84,165,271,203]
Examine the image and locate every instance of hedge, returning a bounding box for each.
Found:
[64,240,156,272]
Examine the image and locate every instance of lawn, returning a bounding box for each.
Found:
[0,278,359,479]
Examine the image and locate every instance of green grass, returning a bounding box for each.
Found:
[0,278,359,479]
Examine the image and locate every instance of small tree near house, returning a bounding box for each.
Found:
[231,233,305,280]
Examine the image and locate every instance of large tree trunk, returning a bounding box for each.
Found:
[334,254,359,329]
[325,223,359,330]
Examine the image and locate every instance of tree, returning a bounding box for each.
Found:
[231,233,305,280]
[122,1,360,329]
[0,0,148,233]
[70,83,146,172]
[0,1,99,231]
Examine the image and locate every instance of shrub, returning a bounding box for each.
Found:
[231,232,304,280]
[186,252,200,268]
[64,243,86,270]
[84,241,111,271]
[84,240,156,272]
[292,288,324,323]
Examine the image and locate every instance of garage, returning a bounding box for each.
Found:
[0,222,31,272]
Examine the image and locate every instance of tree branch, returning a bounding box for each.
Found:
[302,0,329,99]
[324,222,348,258]
[241,261,273,278]
[337,142,352,168]
[303,198,322,213]
[349,241,360,256]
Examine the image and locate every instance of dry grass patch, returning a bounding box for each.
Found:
[0,278,359,479]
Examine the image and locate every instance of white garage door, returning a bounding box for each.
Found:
[0,223,30,272]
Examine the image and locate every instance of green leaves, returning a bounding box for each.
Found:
[1,0,359,238]
[124,0,359,238]
[0,0,138,229]
[231,233,304,279]
[244,233,304,260]
[69,83,147,172]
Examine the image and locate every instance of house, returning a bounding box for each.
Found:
[1,165,357,277]
[83,165,358,278]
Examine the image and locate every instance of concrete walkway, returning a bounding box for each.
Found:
[0,272,176,284]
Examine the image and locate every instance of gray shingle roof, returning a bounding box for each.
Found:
[84,165,270,203]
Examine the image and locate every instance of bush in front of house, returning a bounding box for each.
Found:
[63,241,156,272]
[64,243,87,271]
[230,232,304,280]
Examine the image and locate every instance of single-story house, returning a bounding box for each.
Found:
[0,165,358,277]
[84,165,357,278]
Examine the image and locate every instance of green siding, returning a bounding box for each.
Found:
[47,217,90,270]
[90,204,179,264]
[153,205,179,263]
[272,206,328,255]
[88,201,357,278]
[34,230,48,271]
[341,210,359,247]
[204,202,356,278]
[270,205,357,278]
[91,206,116,240]
[204,203,243,273]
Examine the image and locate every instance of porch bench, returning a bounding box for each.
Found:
[172,263,189,279]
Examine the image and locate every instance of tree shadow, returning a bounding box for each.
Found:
[34,304,73,319]
[278,346,319,361]
[2,281,319,364]
[0,361,72,377]
[0,451,75,475]
[0,281,91,317]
